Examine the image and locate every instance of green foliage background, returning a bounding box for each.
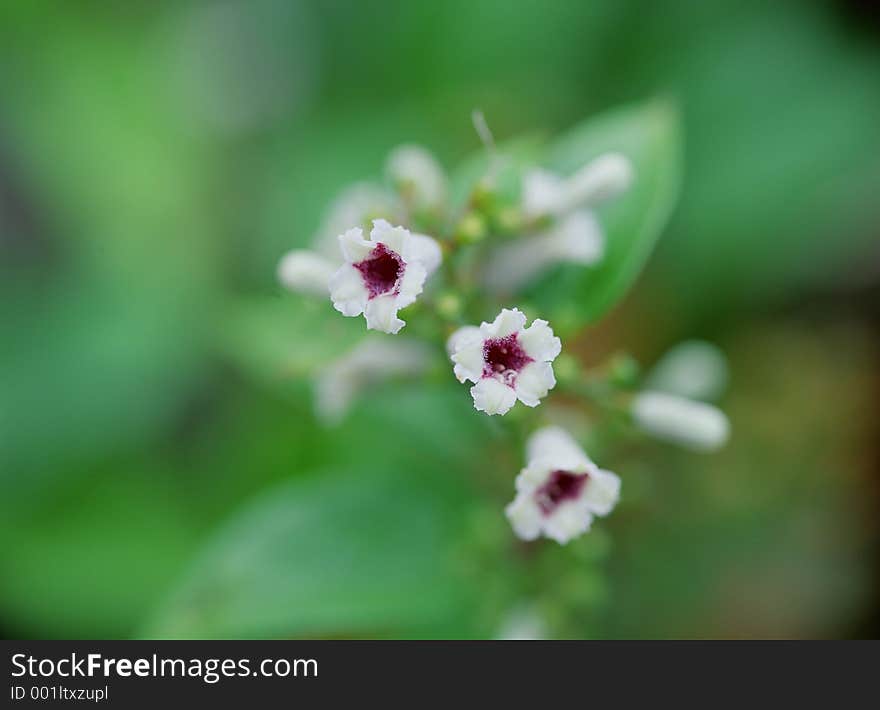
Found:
[1,0,878,638]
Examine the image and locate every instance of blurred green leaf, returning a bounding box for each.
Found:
[0,280,205,501]
[532,99,682,329]
[144,470,482,639]
[220,296,364,389]
[0,468,200,638]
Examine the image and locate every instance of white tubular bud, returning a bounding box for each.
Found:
[483,211,604,293]
[543,211,604,264]
[522,169,566,218]
[559,153,634,214]
[632,391,730,452]
[385,144,447,208]
[483,237,554,293]
[645,340,729,402]
[277,250,337,295]
[315,338,429,424]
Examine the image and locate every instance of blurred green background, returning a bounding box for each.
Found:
[1,0,879,639]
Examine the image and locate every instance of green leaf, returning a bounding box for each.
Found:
[531,99,682,329]
[219,296,364,389]
[143,469,482,639]
[0,468,201,638]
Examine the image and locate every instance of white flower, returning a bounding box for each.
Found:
[315,337,429,424]
[385,144,447,209]
[483,210,604,293]
[631,391,730,451]
[447,308,561,415]
[329,219,440,334]
[644,340,729,402]
[523,152,634,219]
[506,426,621,544]
[278,183,400,296]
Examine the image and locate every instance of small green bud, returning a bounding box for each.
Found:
[494,206,524,235]
[608,353,640,388]
[470,178,496,212]
[435,291,463,321]
[455,212,488,244]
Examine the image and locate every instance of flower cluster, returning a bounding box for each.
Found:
[276,122,729,546]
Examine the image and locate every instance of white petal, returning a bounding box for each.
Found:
[446,325,482,357]
[369,219,408,255]
[329,263,368,317]
[396,260,427,308]
[545,210,605,265]
[470,377,517,416]
[514,460,555,492]
[519,319,561,362]
[406,233,443,274]
[514,361,556,407]
[338,227,373,262]
[277,250,336,295]
[560,152,633,212]
[582,468,621,517]
[505,493,543,541]
[364,293,405,334]
[450,338,485,383]
[632,391,730,451]
[525,426,589,469]
[481,307,527,340]
[523,168,566,218]
[543,502,593,544]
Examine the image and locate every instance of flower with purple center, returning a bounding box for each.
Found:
[447,308,561,415]
[329,219,441,334]
[506,426,621,544]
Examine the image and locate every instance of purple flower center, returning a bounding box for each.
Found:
[534,470,588,516]
[482,333,533,386]
[354,243,404,299]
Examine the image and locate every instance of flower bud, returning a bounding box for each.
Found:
[315,337,429,424]
[277,250,336,295]
[435,292,463,321]
[631,391,730,451]
[561,153,633,213]
[386,144,447,209]
[645,340,728,401]
[455,212,488,244]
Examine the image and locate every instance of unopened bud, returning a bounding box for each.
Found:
[632,391,729,451]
